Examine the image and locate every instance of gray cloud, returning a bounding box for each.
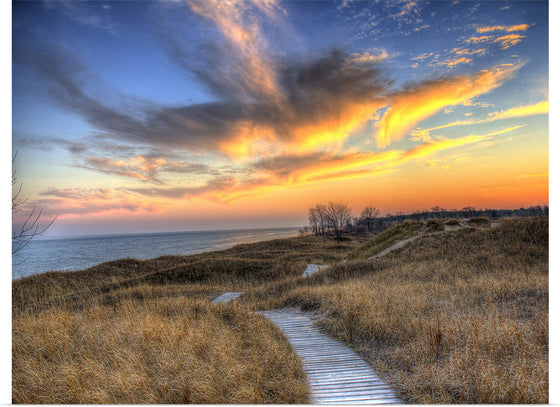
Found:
[252,152,329,177]
[128,177,237,200]
[14,36,390,155]
[39,188,112,201]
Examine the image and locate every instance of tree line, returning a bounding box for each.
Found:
[304,202,549,238]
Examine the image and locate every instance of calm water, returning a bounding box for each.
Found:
[12,227,299,280]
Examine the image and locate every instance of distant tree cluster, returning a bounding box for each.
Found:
[304,202,548,239]
[307,201,352,243]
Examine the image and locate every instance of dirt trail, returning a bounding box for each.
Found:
[368,220,474,260]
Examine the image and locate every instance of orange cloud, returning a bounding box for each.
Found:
[437,56,472,68]
[420,100,548,132]
[287,130,505,187]
[494,33,526,49]
[465,35,493,44]
[375,63,522,147]
[209,130,507,202]
[452,47,487,56]
[487,100,548,121]
[517,172,548,178]
[476,24,530,33]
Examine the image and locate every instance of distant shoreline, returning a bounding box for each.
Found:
[33,225,302,242]
[12,227,300,280]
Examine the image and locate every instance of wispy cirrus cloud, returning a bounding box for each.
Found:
[493,33,526,49]
[24,188,162,219]
[418,100,548,133]
[78,156,167,183]
[476,24,530,33]
[517,172,548,178]
[375,62,523,147]
[465,35,493,44]
[183,0,285,105]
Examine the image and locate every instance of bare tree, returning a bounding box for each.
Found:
[325,201,352,243]
[308,207,319,235]
[308,204,329,236]
[316,204,327,236]
[360,206,379,232]
[12,153,57,254]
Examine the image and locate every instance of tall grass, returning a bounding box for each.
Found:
[13,298,309,404]
[245,217,548,403]
[12,235,353,404]
[13,236,354,313]
[13,218,547,404]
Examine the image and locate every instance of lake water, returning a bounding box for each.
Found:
[12,227,299,280]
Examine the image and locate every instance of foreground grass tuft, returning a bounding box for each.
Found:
[13,298,309,404]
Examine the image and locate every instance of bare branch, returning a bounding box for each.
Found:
[12,152,58,254]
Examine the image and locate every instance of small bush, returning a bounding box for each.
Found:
[468,217,491,226]
[426,218,444,232]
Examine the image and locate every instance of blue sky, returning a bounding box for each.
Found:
[11,0,549,236]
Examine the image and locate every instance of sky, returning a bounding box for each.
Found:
[11,0,549,236]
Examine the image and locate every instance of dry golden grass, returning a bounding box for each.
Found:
[245,217,548,403]
[13,218,547,404]
[13,236,354,313]
[13,297,309,404]
[12,235,352,404]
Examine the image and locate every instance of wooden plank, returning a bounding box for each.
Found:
[318,398,402,405]
[310,380,386,389]
[305,367,376,375]
[314,392,398,402]
[304,361,371,368]
[311,384,391,393]
[313,387,396,395]
[299,355,362,361]
[307,376,388,386]
[314,391,397,400]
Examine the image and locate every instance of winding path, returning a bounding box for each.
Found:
[259,310,401,404]
[212,293,401,404]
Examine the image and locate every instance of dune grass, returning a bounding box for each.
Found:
[243,217,548,403]
[13,218,548,404]
[12,235,354,404]
[13,236,354,313]
[13,298,308,404]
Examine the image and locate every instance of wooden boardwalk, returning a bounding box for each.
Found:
[211,292,401,404]
[259,310,402,404]
[211,291,244,303]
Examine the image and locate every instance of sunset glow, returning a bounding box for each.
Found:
[12,0,548,236]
